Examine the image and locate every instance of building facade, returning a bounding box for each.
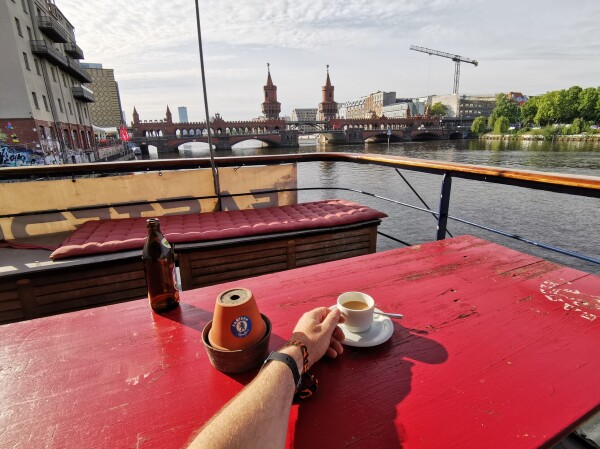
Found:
[81,62,123,128]
[0,0,95,163]
[290,108,318,132]
[178,106,188,123]
[341,91,397,119]
[429,94,496,118]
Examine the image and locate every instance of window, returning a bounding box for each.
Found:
[83,107,88,118]
[57,98,63,113]
[27,26,32,40]
[62,74,67,87]
[32,92,39,109]
[23,52,30,70]
[42,95,49,111]
[21,0,27,13]
[34,58,41,75]
[51,67,57,82]
[15,18,23,37]
[68,102,73,115]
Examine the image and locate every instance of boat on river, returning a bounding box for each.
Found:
[0,152,599,448]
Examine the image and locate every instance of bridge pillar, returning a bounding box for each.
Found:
[278,130,299,148]
[214,138,232,151]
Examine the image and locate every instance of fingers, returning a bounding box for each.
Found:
[329,336,344,356]
[321,308,342,335]
[332,325,345,342]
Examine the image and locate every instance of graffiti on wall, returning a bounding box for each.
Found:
[0,145,46,167]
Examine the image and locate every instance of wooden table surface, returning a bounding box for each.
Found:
[1,235,599,449]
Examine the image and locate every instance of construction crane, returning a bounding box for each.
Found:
[410,45,478,95]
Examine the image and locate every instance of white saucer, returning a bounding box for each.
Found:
[329,305,394,347]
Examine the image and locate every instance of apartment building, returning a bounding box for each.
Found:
[341,91,397,119]
[0,0,94,162]
[429,94,496,118]
[81,62,124,128]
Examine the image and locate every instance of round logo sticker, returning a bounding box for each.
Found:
[231,316,252,338]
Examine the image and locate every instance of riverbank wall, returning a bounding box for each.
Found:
[481,134,600,142]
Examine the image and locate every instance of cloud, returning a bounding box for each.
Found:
[54,0,600,122]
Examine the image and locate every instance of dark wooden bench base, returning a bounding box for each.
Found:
[0,249,146,325]
[177,220,380,290]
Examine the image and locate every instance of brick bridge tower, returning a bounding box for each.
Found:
[318,65,338,121]
[132,107,139,125]
[261,63,281,120]
[165,105,172,124]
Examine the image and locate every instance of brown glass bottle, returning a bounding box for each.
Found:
[142,218,180,313]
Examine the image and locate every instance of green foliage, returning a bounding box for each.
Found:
[541,125,561,141]
[471,116,487,134]
[527,85,600,126]
[493,116,510,134]
[0,131,6,142]
[489,93,520,125]
[429,102,447,116]
[578,87,600,122]
[520,96,539,126]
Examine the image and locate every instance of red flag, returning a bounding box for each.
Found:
[119,125,130,141]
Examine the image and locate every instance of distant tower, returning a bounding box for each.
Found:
[261,63,281,120]
[166,105,172,124]
[178,106,189,123]
[132,107,140,125]
[318,65,338,121]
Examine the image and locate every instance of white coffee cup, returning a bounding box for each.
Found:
[337,291,375,333]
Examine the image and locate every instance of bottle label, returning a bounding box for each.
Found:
[231,316,252,338]
[161,237,170,249]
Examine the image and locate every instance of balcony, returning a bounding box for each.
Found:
[64,41,84,59]
[30,40,67,67]
[64,58,92,83]
[37,15,70,43]
[71,85,95,103]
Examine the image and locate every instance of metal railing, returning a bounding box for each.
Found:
[1,153,598,265]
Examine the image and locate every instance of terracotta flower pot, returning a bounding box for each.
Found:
[208,287,267,351]
[203,314,271,374]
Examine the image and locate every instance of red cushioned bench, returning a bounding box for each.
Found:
[0,200,385,323]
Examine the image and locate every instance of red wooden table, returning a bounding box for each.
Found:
[1,235,599,449]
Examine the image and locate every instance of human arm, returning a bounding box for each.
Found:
[186,307,345,449]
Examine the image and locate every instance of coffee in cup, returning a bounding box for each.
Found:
[337,291,375,333]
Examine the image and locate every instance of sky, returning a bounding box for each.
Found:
[57,0,600,124]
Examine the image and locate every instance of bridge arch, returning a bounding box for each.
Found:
[412,132,441,141]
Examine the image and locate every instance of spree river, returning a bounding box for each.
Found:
[143,138,600,274]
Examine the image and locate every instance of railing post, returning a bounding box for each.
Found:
[436,173,452,240]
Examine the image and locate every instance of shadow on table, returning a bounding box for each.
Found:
[293,322,448,448]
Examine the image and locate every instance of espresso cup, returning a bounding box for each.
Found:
[337,291,375,333]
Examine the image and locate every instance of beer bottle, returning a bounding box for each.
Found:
[142,218,180,313]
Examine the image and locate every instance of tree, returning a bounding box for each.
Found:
[493,116,510,134]
[429,102,447,116]
[578,87,600,122]
[489,93,520,125]
[471,116,487,134]
[520,96,539,126]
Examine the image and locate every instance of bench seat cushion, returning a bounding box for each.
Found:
[50,200,387,260]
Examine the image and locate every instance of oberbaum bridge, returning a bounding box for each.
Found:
[130,68,467,153]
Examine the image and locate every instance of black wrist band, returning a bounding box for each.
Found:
[263,351,301,390]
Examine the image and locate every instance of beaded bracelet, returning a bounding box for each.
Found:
[285,339,318,401]
[285,339,309,374]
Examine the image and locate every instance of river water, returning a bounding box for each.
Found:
[142,138,600,274]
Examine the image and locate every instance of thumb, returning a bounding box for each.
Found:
[321,308,342,334]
